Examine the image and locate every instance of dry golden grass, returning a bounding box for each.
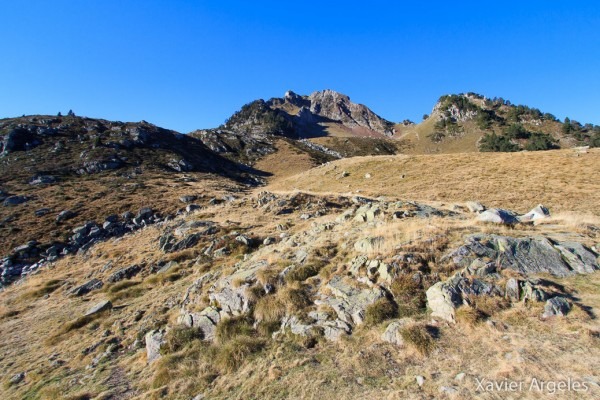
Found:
[269,148,600,214]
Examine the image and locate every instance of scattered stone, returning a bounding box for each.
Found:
[235,235,252,246]
[263,237,275,245]
[466,201,485,213]
[34,208,51,217]
[455,372,466,382]
[145,329,166,363]
[107,265,142,283]
[180,195,197,204]
[9,372,25,385]
[542,296,571,318]
[70,278,104,296]
[519,204,550,222]
[3,195,29,206]
[439,386,458,395]
[56,210,76,222]
[477,208,519,225]
[426,281,460,323]
[186,204,201,213]
[29,175,56,185]
[364,173,372,179]
[416,376,425,387]
[85,300,112,316]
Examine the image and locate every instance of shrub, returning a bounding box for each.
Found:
[504,123,530,139]
[364,298,398,326]
[400,323,436,355]
[479,133,520,152]
[525,132,558,151]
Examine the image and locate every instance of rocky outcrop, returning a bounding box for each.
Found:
[316,276,385,326]
[307,90,394,136]
[447,234,599,277]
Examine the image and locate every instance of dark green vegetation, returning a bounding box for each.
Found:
[432,93,600,152]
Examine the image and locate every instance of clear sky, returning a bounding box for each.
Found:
[1,1,599,132]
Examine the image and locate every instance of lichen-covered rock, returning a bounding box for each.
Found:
[447,234,592,277]
[145,329,165,363]
[317,276,385,325]
[553,242,599,274]
[426,281,461,323]
[542,297,571,318]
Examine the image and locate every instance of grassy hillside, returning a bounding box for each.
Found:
[270,148,600,215]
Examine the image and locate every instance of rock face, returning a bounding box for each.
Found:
[427,233,599,322]
[307,90,394,136]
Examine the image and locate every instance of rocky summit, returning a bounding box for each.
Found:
[1,94,600,400]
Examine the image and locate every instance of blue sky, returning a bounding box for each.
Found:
[1,1,599,132]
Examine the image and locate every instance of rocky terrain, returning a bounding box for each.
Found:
[1,93,599,399]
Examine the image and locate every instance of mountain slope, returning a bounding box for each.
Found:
[394,93,600,154]
[0,114,257,256]
[270,148,600,215]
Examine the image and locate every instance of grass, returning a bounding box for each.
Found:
[216,337,266,373]
[254,283,312,323]
[20,279,63,300]
[162,326,204,353]
[363,298,398,326]
[400,323,436,355]
[284,262,324,283]
[270,148,600,215]
[215,316,255,344]
[389,275,427,317]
